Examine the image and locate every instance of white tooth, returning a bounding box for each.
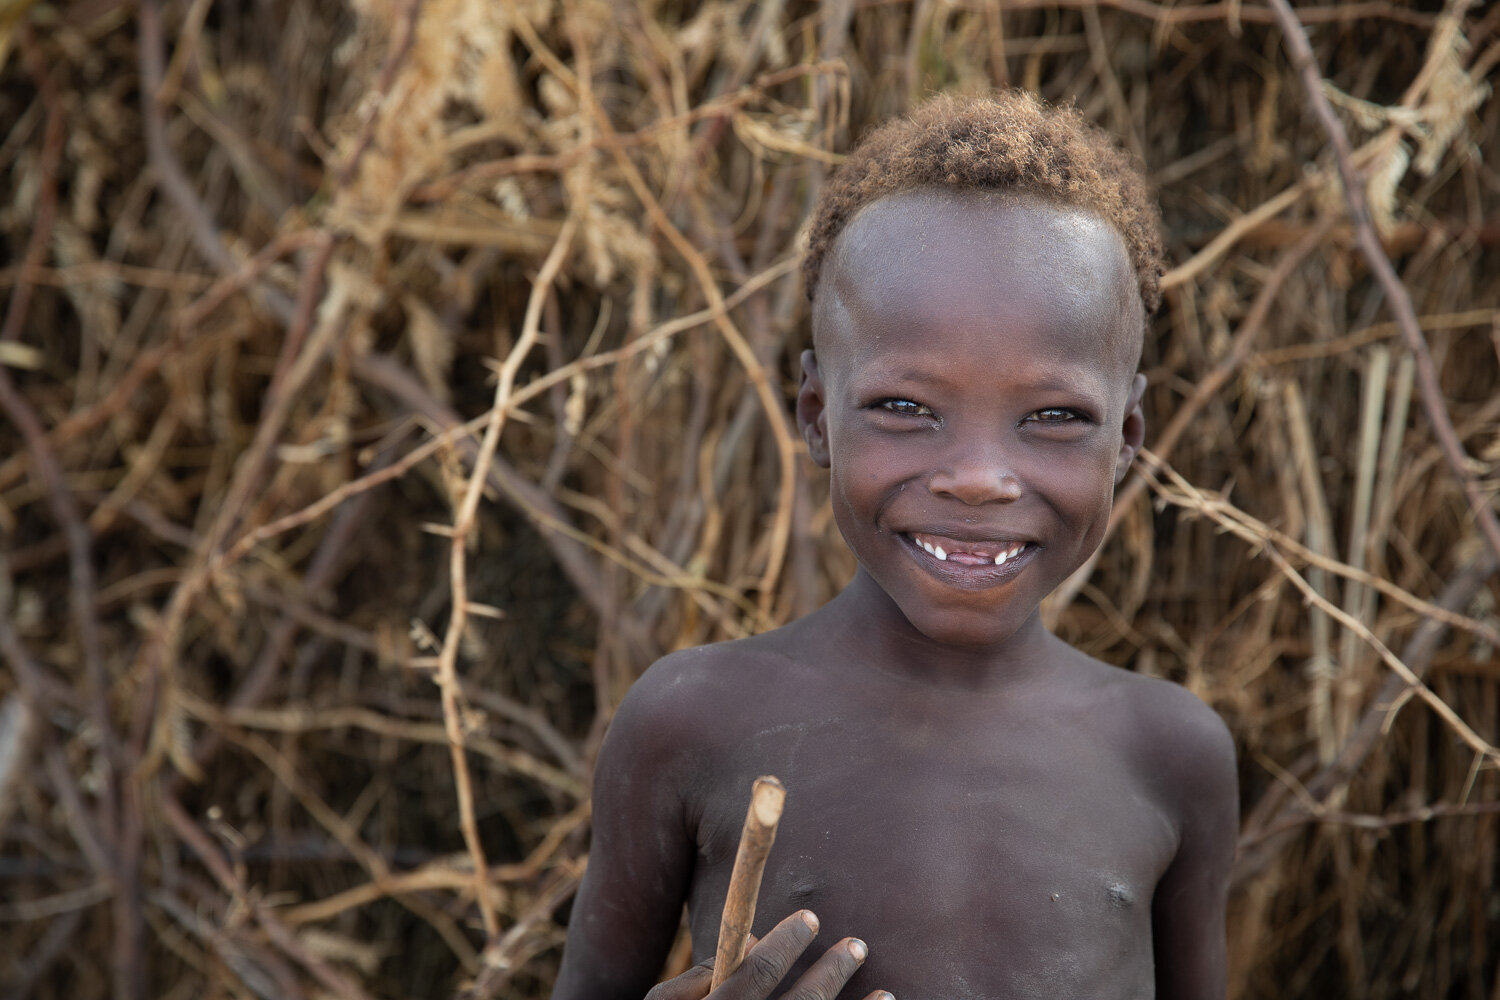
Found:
[995,551,1008,565]
[921,541,935,556]
[934,545,947,561]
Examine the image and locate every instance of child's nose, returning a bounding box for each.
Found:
[928,441,1024,505]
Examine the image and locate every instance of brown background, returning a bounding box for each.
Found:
[1,0,1498,997]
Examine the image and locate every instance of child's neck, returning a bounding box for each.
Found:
[810,568,1063,692]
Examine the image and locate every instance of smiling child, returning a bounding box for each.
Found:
[552,91,1239,1000]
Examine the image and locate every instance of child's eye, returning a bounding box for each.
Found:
[1028,407,1086,423]
[877,398,936,418]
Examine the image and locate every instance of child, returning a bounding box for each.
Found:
[552,92,1238,1000]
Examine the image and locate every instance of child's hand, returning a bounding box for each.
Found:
[645,910,890,1000]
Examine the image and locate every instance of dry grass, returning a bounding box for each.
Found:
[1,1,1499,998]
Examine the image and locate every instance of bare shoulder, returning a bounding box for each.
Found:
[1122,670,1233,762]
[585,635,798,876]
[600,632,801,769]
[559,640,793,1000]
[1074,656,1237,814]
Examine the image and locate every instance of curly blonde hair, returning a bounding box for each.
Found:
[804,91,1164,314]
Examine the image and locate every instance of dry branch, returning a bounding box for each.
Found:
[1267,0,1500,565]
[3,2,1498,997]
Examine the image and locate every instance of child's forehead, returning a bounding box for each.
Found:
[832,187,1127,272]
[813,187,1142,374]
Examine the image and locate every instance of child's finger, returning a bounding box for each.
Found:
[778,936,870,1000]
[716,910,821,998]
[644,960,712,1000]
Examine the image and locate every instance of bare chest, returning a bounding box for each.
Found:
[683,708,1175,998]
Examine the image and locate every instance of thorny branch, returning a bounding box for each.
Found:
[435,207,581,940]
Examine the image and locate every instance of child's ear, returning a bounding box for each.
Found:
[796,349,831,468]
[1115,373,1148,485]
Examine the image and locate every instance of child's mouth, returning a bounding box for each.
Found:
[901,531,1035,582]
[909,531,1027,566]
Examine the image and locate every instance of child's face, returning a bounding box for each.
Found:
[798,188,1147,650]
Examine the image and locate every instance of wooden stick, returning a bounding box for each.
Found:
[711,776,786,990]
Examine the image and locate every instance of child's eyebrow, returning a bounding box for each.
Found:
[1005,370,1113,397]
[851,364,1113,398]
[856,365,950,386]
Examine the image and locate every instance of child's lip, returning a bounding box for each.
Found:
[897,530,1037,581]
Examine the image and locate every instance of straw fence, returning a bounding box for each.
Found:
[1,0,1498,997]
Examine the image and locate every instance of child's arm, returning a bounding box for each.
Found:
[552,666,698,1000]
[1147,689,1239,1000]
[552,659,885,1000]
